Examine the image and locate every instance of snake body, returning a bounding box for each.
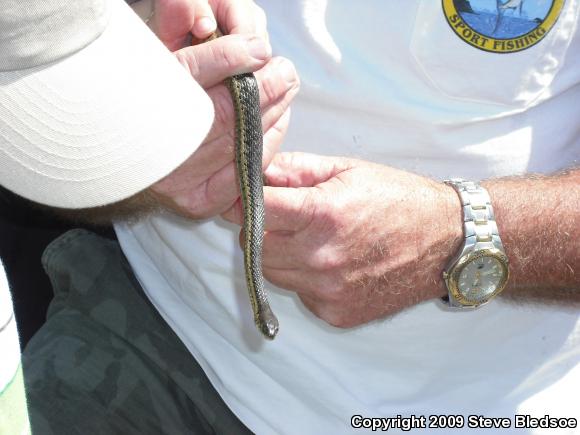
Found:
[226,72,279,340]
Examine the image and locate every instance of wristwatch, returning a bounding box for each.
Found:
[442,179,509,309]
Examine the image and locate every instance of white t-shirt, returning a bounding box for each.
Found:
[0,261,31,434]
[116,1,580,433]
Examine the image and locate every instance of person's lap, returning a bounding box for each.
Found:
[22,229,250,435]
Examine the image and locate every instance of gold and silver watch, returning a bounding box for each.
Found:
[442,179,509,309]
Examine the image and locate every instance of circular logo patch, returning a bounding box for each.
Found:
[443,0,565,53]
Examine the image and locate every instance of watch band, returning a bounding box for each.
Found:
[444,179,502,249]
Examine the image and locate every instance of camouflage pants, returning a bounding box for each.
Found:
[22,229,251,435]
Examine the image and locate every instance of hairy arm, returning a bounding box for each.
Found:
[483,168,580,303]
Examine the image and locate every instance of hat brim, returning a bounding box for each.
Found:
[0,0,214,208]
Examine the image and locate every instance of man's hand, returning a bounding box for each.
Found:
[223,152,463,327]
[224,153,580,328]
[142,0,300,219]
[145,0,268,50]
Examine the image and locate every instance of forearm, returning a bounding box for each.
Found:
[481,168,580,303]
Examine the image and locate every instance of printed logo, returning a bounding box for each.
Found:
[443,0,565,53]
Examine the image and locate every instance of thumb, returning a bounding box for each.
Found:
[260,153,353,231]
[173,34,272,88]
[148,0,198,51]
[265,152,352,188]
[263,185,316,232]
[221,185,315,232]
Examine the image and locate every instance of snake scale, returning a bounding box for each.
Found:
[210,32,279,339]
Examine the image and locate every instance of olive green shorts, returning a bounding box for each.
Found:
[22,229,251,435]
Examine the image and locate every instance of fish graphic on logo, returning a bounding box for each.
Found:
[443,0,565,52]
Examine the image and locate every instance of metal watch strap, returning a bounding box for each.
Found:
[444,179,503,249]
[441,178,508,308]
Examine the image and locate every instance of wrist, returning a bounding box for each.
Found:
[481,170,580,299]
[479,178,526,293]
[420,181,464,301]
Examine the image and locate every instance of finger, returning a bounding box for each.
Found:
[262,108,291,170]
[174,34,271,88]
[221,126,309,230]
[264,152,352,188]
[191,1,217,39]
[262,185,315,232]
[210,0,268,41]
[235,221,304,271]
[203,57,298,143]
[149,0,197,51]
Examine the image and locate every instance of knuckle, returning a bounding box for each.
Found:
[221,44,243,71]
[311,248,343,272]
[297,188,317,227]
[288,62,301,91]
[259,67,280,103]
[174,50,200,79]
[283,151,299,169]
[261,58,299,102]
[278,57,299,87]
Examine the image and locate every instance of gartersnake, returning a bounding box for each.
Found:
[210,32,279,339]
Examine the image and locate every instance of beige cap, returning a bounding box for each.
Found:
[0,0,214,208]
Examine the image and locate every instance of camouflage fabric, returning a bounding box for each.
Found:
[22,229,252,435]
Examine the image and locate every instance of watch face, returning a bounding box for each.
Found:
[458,256,504,303]
[447,249,509,306]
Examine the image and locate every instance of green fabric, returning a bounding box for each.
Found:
[22,229,251,435]
[0,364,31,435]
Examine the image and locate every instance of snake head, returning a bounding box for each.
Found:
[258,313,279,340]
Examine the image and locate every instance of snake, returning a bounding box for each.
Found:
[209,32,279,339]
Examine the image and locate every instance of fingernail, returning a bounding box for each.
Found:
[197,16,216,35]
[247,37,272,61]
[277,58,298,85]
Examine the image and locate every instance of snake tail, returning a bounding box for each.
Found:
[228,72,279,340]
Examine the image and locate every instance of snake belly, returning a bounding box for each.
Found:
[226,73,279,340]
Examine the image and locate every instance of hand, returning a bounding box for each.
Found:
[147,0,268,51]
[149,36,299,219]
[223,153,463,327]
[144,0,298,219]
